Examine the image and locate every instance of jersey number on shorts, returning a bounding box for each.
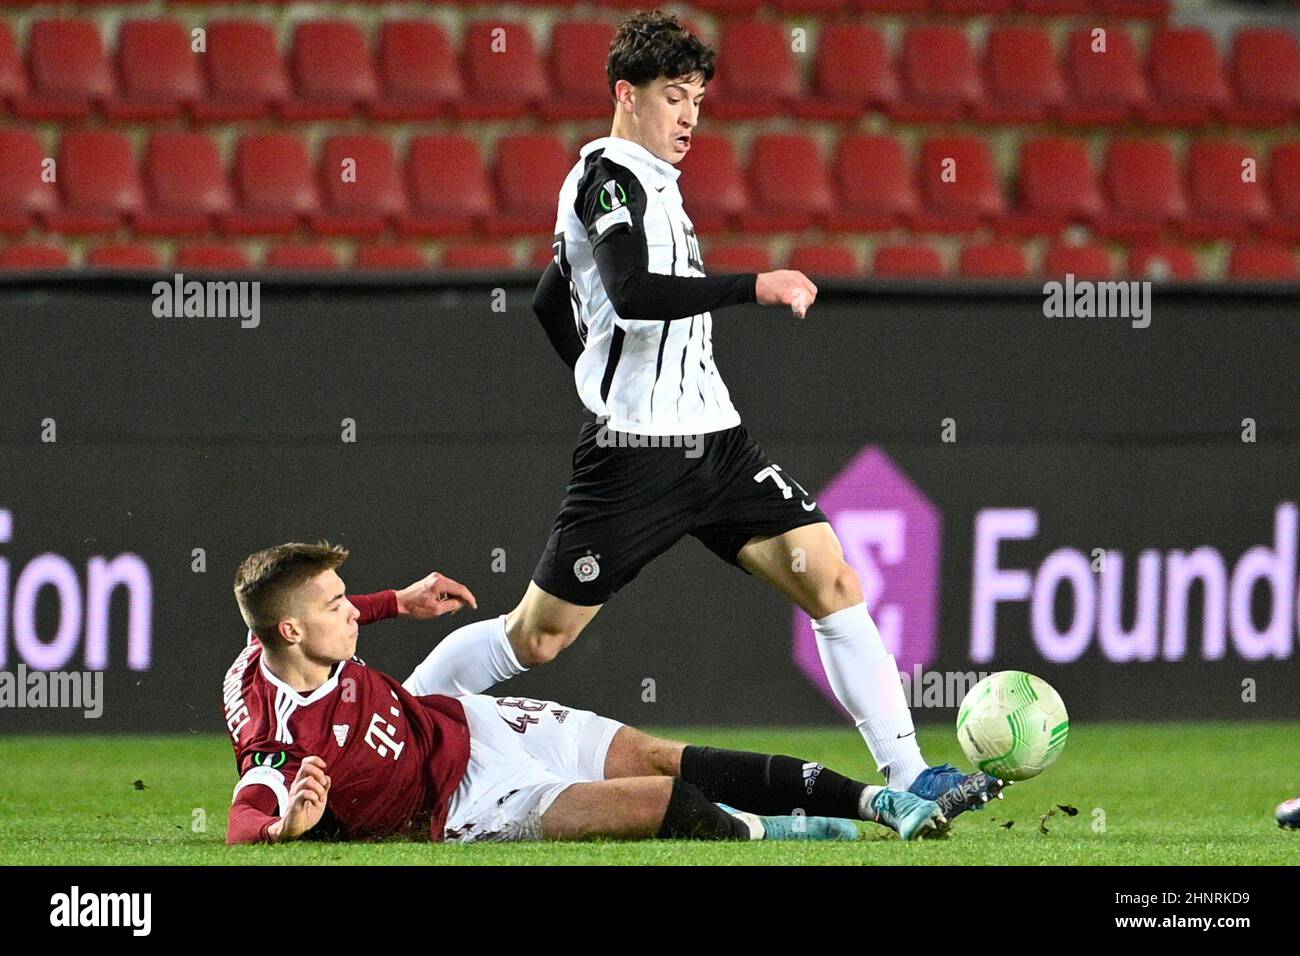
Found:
[497,697,547,734]
[754,464,817,511]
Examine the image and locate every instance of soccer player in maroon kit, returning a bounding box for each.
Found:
[224,543,947,845]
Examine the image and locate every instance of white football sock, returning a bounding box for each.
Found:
[402,614,527,696]
[811,602,929,791]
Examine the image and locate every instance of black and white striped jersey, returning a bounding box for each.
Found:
[551,135,754,436]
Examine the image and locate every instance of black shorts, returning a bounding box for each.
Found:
[532,416,830,606]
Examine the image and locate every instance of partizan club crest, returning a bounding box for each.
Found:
[573,553,601,583]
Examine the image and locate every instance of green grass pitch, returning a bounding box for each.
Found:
[1,723,1294,865]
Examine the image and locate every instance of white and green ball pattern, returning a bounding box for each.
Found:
[955,671,1069,781]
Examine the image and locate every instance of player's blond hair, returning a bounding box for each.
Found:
[233,542,349,640]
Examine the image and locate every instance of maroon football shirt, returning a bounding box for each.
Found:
[223,591,471,843]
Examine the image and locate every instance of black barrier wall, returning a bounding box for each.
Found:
[1,278,1298,732]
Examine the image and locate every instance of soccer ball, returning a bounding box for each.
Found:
[956,671,1069,781]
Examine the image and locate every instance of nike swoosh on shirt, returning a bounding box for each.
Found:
[801,500,818,512]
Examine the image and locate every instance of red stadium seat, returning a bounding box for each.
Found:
[87,243,164,268]
[356,245,428,271]
[1227,29,1300,126]
[1127,243,1198,279]
[441,243,516,270]
[1061,27,1148,125]
[399,134,493,237]
[740,135,832,232]
[283,21,378,120]
[1183,141,1270,239]
[487,134,570,237]
[799,24,897,120]
[176,245,252,270]
[0,22,27,105]
[137,132,232,236]
[372,21,460,120]
[529,243,558,271]
[704,243,773,273]
[0,130,59,233]
[914,136,1004,233]
[1042,242,1114,279]
[108,19,203,121]
[1098,0,1171,20]
[1142,28,1229,126]
[1228,243,1298,280]
[787,243,859,277]
[1022,0,1095,11]
[873,243,945,278]
[16,19,113,119]
[0,244,71,270]
[46,131,144,234]
[708,21,801,120]
[1009,137,1103,234]
[1097,139,1184,240]
[689,0,764,13]
[677,134,747,233]
[458,21,548,119]
[959,242,1029,278]
[224,133,319,236]
[935,0,1015,14]
[1264,142,1300,241]
[541,21,615,120]
[826,134,916,232]
[851,0,928,12]
[265,244,340,270]
[773,0,851,13]
[194,21,289,121]
[314,135,406,238]
[979,27,1064,123]
[895,26,981,122]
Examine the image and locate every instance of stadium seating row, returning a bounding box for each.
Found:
[3,129,1296,241]
[1,18,1295,124]
[1,238,1294,280]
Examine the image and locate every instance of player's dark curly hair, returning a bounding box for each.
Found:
[606,10,715,99]
[234,541,350,640]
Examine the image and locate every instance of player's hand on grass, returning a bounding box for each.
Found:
[396,571,478,619]
[755,270,818,319]
[271,756,330,843]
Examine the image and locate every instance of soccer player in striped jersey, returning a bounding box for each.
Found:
[406,11,1004,822]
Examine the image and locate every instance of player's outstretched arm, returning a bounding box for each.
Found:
[266,757,331,844]
[593,227,758,322]
[347,572,478,627]
[394,571,478,619]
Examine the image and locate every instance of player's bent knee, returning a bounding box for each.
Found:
[510,628,571,667]
[809,560,864,617]
[603,726,686,778]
